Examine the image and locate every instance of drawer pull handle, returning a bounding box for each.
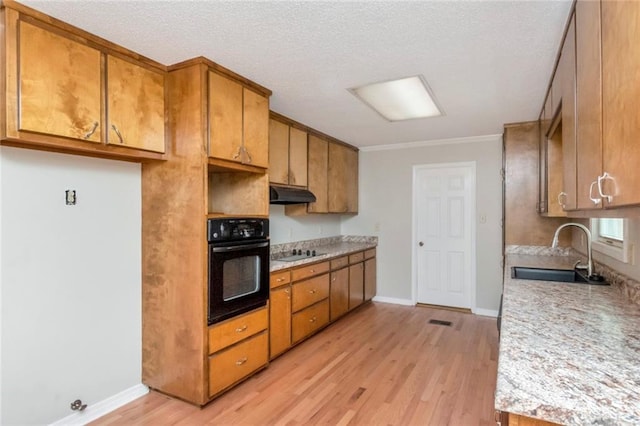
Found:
[235,325,248,333]
[111,124,124,144]
[83,121,99,139]
[310,269,315,273]
[309,289,316,294]
[235,357,248,366]
[309,316,317,323]
[276,277,284,282]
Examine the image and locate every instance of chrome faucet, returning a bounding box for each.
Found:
[551,223,593,277]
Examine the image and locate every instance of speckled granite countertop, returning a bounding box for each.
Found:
[270,236,377,272]
[495,251,640,425]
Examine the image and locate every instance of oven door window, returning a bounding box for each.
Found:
[223,255,261,301]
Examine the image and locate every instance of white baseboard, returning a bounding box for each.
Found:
[49,384,149,426]
[473,308,499,318]
[372,296,414,306]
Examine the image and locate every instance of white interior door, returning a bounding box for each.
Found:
[414,163,475,309]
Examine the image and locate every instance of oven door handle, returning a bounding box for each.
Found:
[211,241,269,253]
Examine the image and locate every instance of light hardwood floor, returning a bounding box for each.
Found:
[92,303,499,425]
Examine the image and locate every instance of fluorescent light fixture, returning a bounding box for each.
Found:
[348,75,443,122]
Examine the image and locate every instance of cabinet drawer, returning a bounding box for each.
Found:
[364,249,376,260]
[330,256,349,270]
[292,274,329,313]
[349,252,364,264]
[208,331,268,397]
[292,300,329,344]
[270,270,291,289]
[291,261,330,282]
[208,307,268,354]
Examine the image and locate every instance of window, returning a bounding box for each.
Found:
[591,218,629,263]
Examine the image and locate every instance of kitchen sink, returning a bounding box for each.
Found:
[511,266,609,285]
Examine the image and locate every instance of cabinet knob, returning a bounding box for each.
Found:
[284,289,290,294]
[235,357,248,366]
[235,325,248,333]
[309,316,317,323]
[310,269,315,273]
[309,289,316,294]
[276,277,284,282]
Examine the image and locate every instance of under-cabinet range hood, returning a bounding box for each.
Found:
[269,185,316,205]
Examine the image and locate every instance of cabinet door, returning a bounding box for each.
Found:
[269,286,291,359]
[601,1,640,207]
[364,257,376,301]
[330,268,349,321]
[307,135,329,213]
[243,88,269,168]
[288,127,308,187]
[538,117,548,214]
[209,71,243,161]
[348,262,364,310]
[18,21,102,142]
[560,15,577,211]
[269,118,290,185]
[328,143,359,213]
[106,55,166,153]
[575,0,603,210]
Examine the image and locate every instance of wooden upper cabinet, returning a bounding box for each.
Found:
[209,71,269,168]
[268,117,308,187]
[243,88,269,168]
[560,14,577,211]
[209,71,243,162]
[3,6,166,160]
[18,20,102,142]
[328,142,359,213]
[575,0,603,210]
[106,55,166,153]
[601,0,640,207]
[307,134,329,213]
[269,118,290,185]
[289,127,308,187]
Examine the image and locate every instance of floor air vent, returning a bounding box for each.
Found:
[429,319,452,326]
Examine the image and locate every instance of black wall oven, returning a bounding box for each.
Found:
[207,218,269,325]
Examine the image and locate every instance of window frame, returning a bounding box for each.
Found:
[590,218,629,263]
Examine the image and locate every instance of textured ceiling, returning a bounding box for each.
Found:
[21,0,573,148]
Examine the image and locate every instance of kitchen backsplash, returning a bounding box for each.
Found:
[271,235,378,258]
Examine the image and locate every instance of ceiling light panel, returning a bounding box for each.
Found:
[349,75,443,122]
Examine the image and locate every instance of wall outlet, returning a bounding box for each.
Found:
[480,214,487,224]
[65,189,76,205]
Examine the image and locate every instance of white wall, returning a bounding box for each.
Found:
[341,136,504,312]
[0,147,142,425]
[269,204,342,245]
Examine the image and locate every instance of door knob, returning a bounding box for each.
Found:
[419,241,424,247]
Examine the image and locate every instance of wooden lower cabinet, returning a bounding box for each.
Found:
[292,299,330,344]
[269,248,376,359]
[498,411,559,426]
[208,331,268,397]
[269,285,291,358]
[364,256,376,301]
[330,267,349,320]
[207,306,269,398]
[291,274,330,312]
[349,262,364,310]
[208,307,268,354]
